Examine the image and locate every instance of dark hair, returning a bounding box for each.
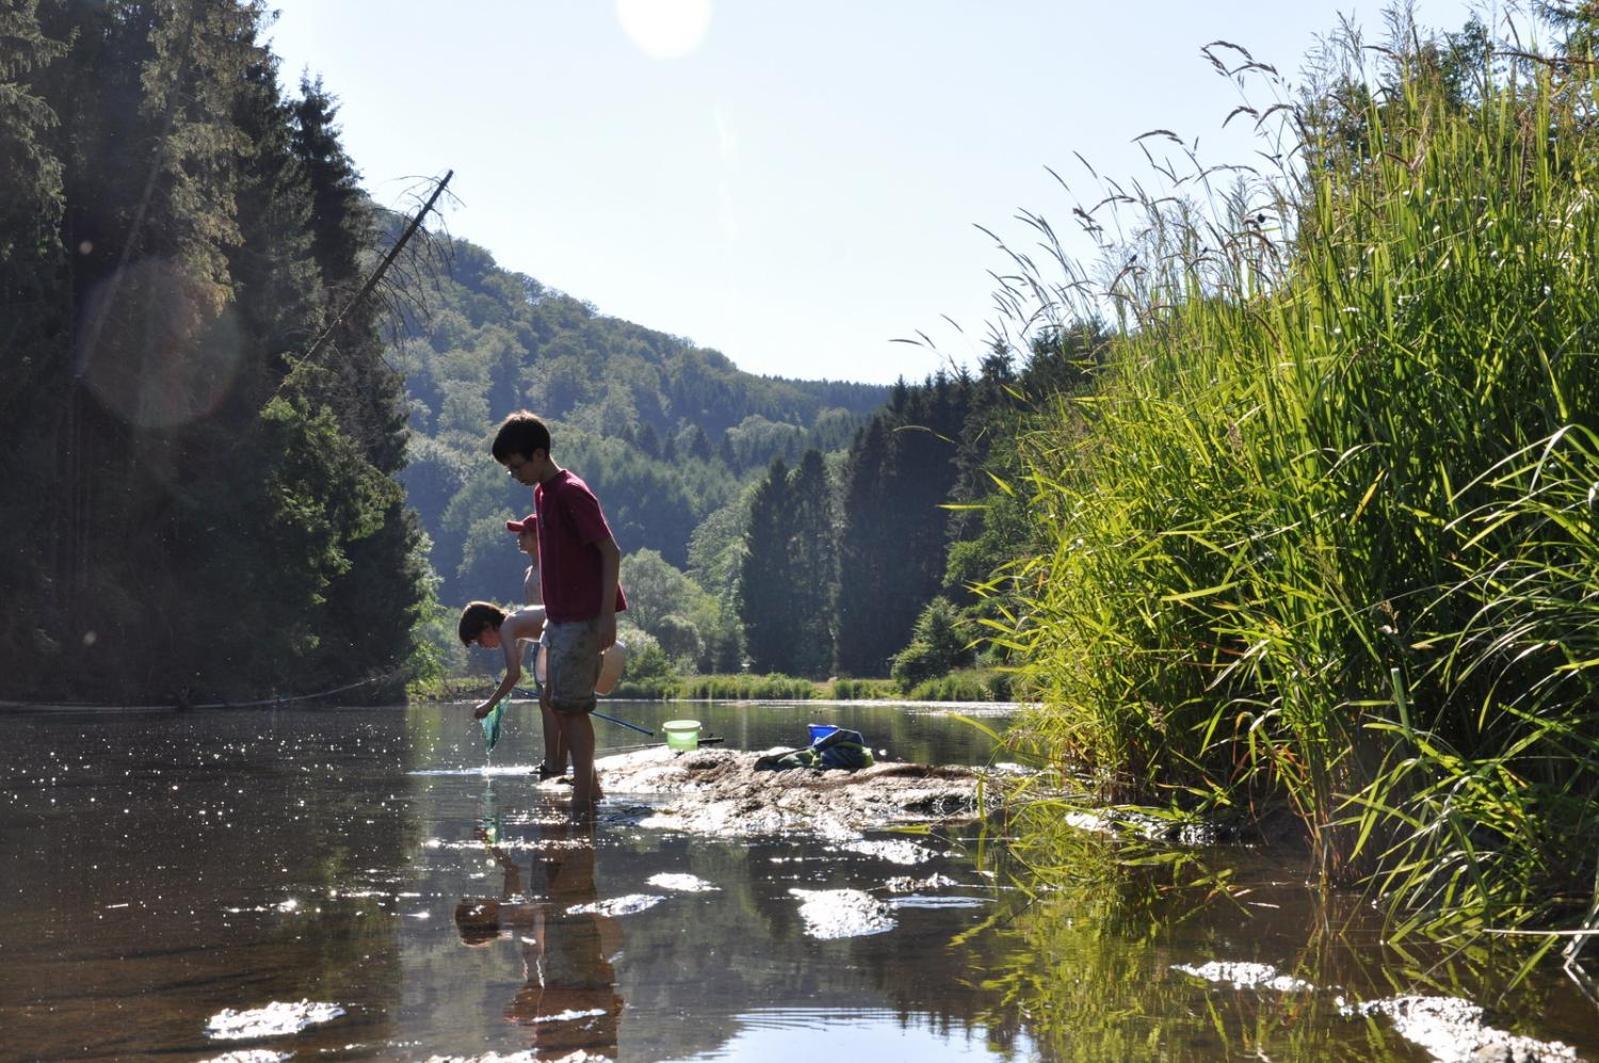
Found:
[491,411,551,464]
[458,601,508,646]
[454,898,501,946]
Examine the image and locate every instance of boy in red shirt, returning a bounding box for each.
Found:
[492,411,627,816]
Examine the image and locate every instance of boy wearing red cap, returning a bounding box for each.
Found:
[506,513,542,608]
[506,512,568,779]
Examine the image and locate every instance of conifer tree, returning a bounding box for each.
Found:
[786,449,835,677]
[834,419,893,674]
[737,457,798,672]
[0,0,67,687]
[290,78,423,694]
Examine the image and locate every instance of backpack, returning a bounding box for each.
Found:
[753,727,874,772]
[812,726,873,770]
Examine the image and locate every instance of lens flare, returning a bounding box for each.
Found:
[75,257,242,429]
[615,0,711,60]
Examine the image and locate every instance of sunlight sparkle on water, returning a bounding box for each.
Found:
[204,1000,345,1041]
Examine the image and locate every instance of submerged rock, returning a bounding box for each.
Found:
[595,747,993,839]
[841,838,939,865]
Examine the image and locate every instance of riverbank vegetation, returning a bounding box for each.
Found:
[411,666,1006,704]
[985,10,1599,944]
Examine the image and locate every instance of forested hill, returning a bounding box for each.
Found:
[0,1,425,703]
[388,230,889,604]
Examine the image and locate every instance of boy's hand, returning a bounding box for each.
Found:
[473,700,497,720]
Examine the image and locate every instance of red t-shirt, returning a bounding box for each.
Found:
[534,470,628,623]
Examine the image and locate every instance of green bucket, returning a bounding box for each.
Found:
[662,719,700,751]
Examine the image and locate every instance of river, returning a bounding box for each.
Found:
[1,700,1593,1060]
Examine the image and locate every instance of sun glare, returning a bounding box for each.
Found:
[615,0,711,60]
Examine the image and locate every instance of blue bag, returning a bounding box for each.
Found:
[811,727,873,770]
[752,726,874,772]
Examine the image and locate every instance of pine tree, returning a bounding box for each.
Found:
[0,0,67,688]
[834,419,893,674]
[786,449,835,677]
[290,78,423,696]
[737,458,798,672]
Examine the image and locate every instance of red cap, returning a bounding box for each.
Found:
[506,513,538,534]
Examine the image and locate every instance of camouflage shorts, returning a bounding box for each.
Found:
[542,618,602,715]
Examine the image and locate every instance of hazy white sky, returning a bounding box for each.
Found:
[265,0,1480,385]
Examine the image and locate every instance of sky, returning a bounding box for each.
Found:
[264,0,1482,385]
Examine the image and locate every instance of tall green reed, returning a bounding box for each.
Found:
[992,21,1599,934]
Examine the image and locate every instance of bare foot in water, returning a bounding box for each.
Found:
[568,771,602,818]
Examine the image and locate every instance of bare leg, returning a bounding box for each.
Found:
[539,692,568,775]
[559,711,599,814]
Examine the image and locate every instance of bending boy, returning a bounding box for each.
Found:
[492,411,627,816]
[458,601,546,724]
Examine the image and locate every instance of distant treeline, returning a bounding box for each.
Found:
[734,327,1105,681]
[0,0,425,702]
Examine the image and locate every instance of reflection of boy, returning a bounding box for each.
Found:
[453,826,524,948]
[452,822,622,1059]
[492,411,628,816]
[507,513,566,778]
[509,819,622,1058]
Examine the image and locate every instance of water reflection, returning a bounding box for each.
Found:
[967,804,1599,1061]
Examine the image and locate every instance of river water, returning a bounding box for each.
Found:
[1,700,1595,1061]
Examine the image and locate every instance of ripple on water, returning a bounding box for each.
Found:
[408,765,544,777]
[887,895,987,910]
[204,999,345,1041]
[198,1052,292,1063]
[789,888,896,939]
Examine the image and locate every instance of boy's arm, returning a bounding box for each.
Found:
[471,626,525,719]
[596,536,620,650]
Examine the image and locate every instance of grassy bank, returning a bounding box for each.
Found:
[994,24,1599,944]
